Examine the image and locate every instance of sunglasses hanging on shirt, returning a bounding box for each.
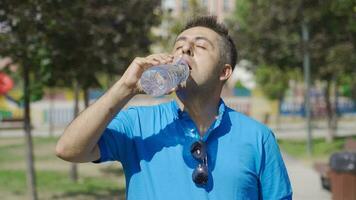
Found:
[190,140,209,185]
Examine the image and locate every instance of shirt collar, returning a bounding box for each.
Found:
[171,98,226,141]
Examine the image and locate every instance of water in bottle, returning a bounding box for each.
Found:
[140,59,190,96]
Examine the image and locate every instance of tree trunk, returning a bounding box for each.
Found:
[48,87,54,137]
[274,98,282,131]
[70,163,78,182]
[84,88,89,108]
[325,79,338,142]
[23,64,38,200]
[70,81,80,182]
[331,80,339,139]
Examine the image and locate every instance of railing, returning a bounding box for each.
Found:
[37,96,251,128]
[43,108,74,126]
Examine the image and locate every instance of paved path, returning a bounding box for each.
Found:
[282,153,331,200]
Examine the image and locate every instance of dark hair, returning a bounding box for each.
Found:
[181,15,238,70]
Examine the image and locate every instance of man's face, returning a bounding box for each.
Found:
[172,26,222,92]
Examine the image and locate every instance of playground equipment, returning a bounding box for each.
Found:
[0,72,14,95]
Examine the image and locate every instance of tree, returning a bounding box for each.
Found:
[156,0,208,52]
[0,1,47,199]
[42,0,161,182]
[255,65,302,129]
[230,0,356,141]
[0,0,161,194]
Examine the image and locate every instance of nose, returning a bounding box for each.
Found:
[182,42,194,56]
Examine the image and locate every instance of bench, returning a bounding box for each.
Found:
[0,118,25,129]
[314,138,356,191]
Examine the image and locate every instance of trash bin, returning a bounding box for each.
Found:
[329,151,356,200]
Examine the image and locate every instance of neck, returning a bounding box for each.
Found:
[175,92,221,136]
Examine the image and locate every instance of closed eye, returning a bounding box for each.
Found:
[196,45,206,49]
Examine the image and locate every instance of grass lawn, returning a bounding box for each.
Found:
[4,134,354,199]
[278,136,356,161]
[0,136,126,200]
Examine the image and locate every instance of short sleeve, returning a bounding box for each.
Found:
[93,108,136,163]
[259,130,293,199]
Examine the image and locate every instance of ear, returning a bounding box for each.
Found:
[219,64,233,81]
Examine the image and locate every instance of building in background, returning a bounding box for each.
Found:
[161,0,236,21]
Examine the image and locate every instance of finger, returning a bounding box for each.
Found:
[146,53,170,60]
[159,54,174,63]
[150,55,170,64]
[156,53,174,59]
[149,58,160,65]
[148,54,173,64]
[133,57,147,70]
[134,57,158,71]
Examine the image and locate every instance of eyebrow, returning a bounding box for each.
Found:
[174,36,215,48]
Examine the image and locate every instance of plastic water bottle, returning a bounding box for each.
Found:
[140,59,190,96]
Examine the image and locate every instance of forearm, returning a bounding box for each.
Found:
[56,53,174,162]
[55,79,135,162]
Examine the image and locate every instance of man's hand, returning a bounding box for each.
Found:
[55,53,174,163]
[120,53,174,95]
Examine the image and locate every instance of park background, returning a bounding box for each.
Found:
[0,0,355,199]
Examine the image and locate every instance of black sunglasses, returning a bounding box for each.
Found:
[190,140,209,185]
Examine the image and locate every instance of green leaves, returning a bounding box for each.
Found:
[0,0,161,95]
[156,0,208,52]
[231,0,356,100]
[255,65,301,100]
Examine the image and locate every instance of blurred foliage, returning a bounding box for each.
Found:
[229,0,356,100]
[255,65,302,100]
[0,0,161,97]
[156,0,208,52]
[339,75,355,98]
[234,80,245,89]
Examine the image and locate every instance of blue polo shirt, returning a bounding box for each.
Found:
[95,99,292,199]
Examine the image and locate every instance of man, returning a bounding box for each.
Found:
[56,16,292,199]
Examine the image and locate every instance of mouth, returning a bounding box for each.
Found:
[178,57,192,71]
